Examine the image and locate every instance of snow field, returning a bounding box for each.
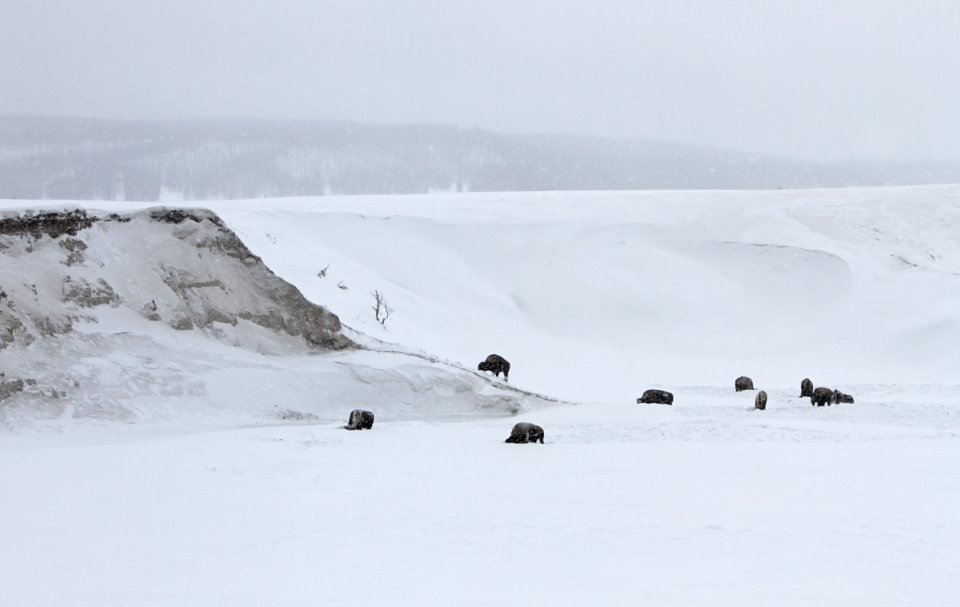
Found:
[2,185,959,605]
[2,395,958,606]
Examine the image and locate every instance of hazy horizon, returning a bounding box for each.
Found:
[3,1,959,163]
[5,112,959,166]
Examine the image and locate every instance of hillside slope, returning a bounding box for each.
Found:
[0,207,545,428]
[205,185,960,402]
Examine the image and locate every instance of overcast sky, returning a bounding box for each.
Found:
[2,0,959,161]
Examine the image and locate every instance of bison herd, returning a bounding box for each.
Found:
[343,355,857,444]
[635,375,856,410]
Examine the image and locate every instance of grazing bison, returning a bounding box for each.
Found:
[505,422,544,444]
[800,378,814,398]
[478,354,510,382]
[833,390,855,404]
[637,389,674,405]
[345,409,375,430]
[755,390,768,410]
[735,376,754,392]
[811,387,833,407]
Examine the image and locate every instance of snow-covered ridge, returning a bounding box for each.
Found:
[0,206,351,350]
[0,206,544,429]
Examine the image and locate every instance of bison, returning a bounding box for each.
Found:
[478,353,510,382]
[345,409,375,430]
[505,422,544,444]
[811,387,833,407]
[755,390,768,410]
[833,390,855,404]
[637,389,674,405]
[735,376,754,392]
[800,378,814,398]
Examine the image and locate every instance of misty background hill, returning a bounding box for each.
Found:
[2,115,960,201]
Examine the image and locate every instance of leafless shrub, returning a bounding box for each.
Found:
[372,289,393,326]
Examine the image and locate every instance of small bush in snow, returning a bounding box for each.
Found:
[372,290,392,326]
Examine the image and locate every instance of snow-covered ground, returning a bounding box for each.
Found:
[2,186,959,605]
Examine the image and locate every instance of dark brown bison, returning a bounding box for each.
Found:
[811,387,833,407]
[505,422,544,444]
[637,389,674,405]
[478,354,510,382]
[345,409,375,430]
[735,376,754,391]
[800,378,814,397]
[833,390,855,404]
[755,390,767,410]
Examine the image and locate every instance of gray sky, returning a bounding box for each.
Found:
[3,0,959,161]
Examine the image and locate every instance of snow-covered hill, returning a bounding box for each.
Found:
[1,186,958,606]
[0,206,544,429]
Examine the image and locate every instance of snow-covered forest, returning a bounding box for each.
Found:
[3,115,960,201]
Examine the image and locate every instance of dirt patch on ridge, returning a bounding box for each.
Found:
[0,209,97,239]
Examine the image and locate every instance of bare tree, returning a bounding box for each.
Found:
[371,290,393,326]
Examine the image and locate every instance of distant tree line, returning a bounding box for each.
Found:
[2,115,959,201]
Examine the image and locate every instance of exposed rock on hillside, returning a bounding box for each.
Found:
[0,206,353,357]
[0,208,98,239]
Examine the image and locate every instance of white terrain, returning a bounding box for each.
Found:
[1,185,958,605]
